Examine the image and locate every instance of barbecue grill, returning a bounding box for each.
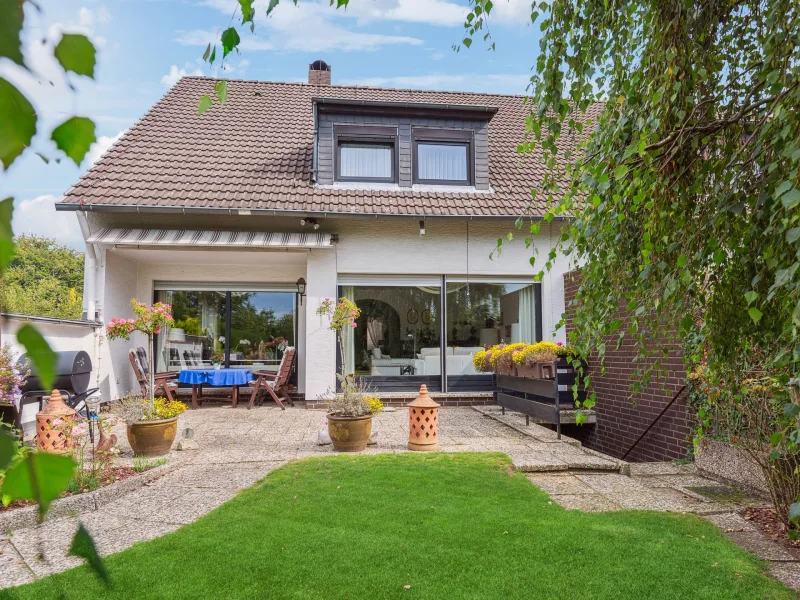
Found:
[9,350,98,438]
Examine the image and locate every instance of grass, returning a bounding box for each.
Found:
[2,453,793,600]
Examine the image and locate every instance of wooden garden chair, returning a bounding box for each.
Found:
[129,348,179,401]
[248,347,296,410]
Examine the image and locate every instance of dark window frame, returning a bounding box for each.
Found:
[412,128,474,186]
[334,124,399,184]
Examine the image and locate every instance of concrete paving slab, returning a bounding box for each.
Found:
[725,532,798,562]
[527,473,595,495]
[769,563,800,591]
[554,494,621,512]
[0,539,35,588]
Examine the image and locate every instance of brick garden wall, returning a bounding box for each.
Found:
[563,271,692,462]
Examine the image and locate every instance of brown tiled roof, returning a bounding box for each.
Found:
[62,77,602,217]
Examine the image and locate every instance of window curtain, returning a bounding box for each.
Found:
[340,143,392,179]
[342,286,356,375]
[418,143,468,181]
[518,285,537,343]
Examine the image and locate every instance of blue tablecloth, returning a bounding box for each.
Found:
[178,368,253,386]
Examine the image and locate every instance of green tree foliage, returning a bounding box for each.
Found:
[1,236,84,319]
[461,0,800,523]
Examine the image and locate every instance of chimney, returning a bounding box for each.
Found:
[308,60,331,85]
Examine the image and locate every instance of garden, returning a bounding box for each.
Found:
[0,453,794,599]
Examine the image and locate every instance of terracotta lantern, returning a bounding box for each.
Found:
[408,384,440,451]
[36,390,76,454]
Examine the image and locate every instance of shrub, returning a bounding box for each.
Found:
[473,349,491,372]
[111,394,187,422]
[364,397,384,414]
[325,375,374,417]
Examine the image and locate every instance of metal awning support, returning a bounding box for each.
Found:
[85,228,334,249]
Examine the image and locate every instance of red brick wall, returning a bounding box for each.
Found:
[563,271,692,462]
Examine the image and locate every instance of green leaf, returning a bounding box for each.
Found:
[16,324,57,389]
[69,524,109,583]
[790,502,800,523]
[614,165,629,180]
[202,43,211,61]
[0,197,14,272]
[267,0,280,15]
[1,452,75,517]
[462,38,472,49]
[51,117,96,166]
[238,0,255,22]
[221,27,241,58]
[209,46,216,65]
[770,432,784,446]
[744,291,758,305]
[0,429,17,471]
[784,403,800,418]
[0,78,36,170]
[197,95,212,115]
[787,228,800,244]
[782,188,800,210]
[0,0,25,65]
[747,307,762,324]
[215,80,227,105]
[54,34,96,78]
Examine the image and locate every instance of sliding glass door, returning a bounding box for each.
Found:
[339,277,442,392]
[445,280,541,392]
[154,285,296,374]
[339,275,541,393]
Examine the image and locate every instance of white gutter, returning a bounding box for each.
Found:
[77,212,96,321]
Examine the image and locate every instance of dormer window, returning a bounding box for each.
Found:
[413,128,473,186]
[334,125,398,183]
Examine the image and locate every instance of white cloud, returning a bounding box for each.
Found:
[342,0,467,26]
[181,1,424,52]
[487,0,537,25]
[84,130,126,167]
[12,195,85,250]
[161,64,204,87]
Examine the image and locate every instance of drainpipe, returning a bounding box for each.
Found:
[77,212,96,321]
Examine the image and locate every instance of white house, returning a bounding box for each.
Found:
[57,62,593,404]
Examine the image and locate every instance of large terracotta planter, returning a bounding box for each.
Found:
[126,417,178,457]
[327,413,372,452]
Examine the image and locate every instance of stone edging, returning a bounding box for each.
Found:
[472,405,630,474]
[0,461,181,534]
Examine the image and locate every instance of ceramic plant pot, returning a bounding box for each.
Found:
[327,413,373,452]
[126,417,178,456]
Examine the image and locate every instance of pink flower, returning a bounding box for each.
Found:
[52,418,64,427]
[352,322,357,328]
[128,325,135,332]
[556,342,563,346]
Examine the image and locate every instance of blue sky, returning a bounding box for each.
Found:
[1,0,542,249]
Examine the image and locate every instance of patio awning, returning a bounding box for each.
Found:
[86,228,334,249]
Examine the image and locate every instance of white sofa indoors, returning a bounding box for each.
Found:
[369,347,482,376]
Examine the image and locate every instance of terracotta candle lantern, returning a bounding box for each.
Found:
[36,390,76,454]
[408,384,440,451]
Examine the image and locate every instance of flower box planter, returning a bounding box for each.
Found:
[515,362,556,379]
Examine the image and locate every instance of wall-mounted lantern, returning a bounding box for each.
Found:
[296,277,307,305]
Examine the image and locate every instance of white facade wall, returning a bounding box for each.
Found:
[90,217,576,402]
[1,315,99,432]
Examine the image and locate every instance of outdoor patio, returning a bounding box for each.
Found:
[1,406,798,591]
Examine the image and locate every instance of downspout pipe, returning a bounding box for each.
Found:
[311,100,318,184]
[76,211,96,321]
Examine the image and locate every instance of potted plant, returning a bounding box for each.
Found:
[317,297,379,452]
[210,354,224,370]
[111,394,188,456]
[492,343,527,376]
[106,299,175,412]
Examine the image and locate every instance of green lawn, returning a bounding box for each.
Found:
[2,453,792,599]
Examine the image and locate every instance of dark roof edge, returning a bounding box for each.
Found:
[56,202,562,221]
[313,97,499,113]
[1,312,101,328]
